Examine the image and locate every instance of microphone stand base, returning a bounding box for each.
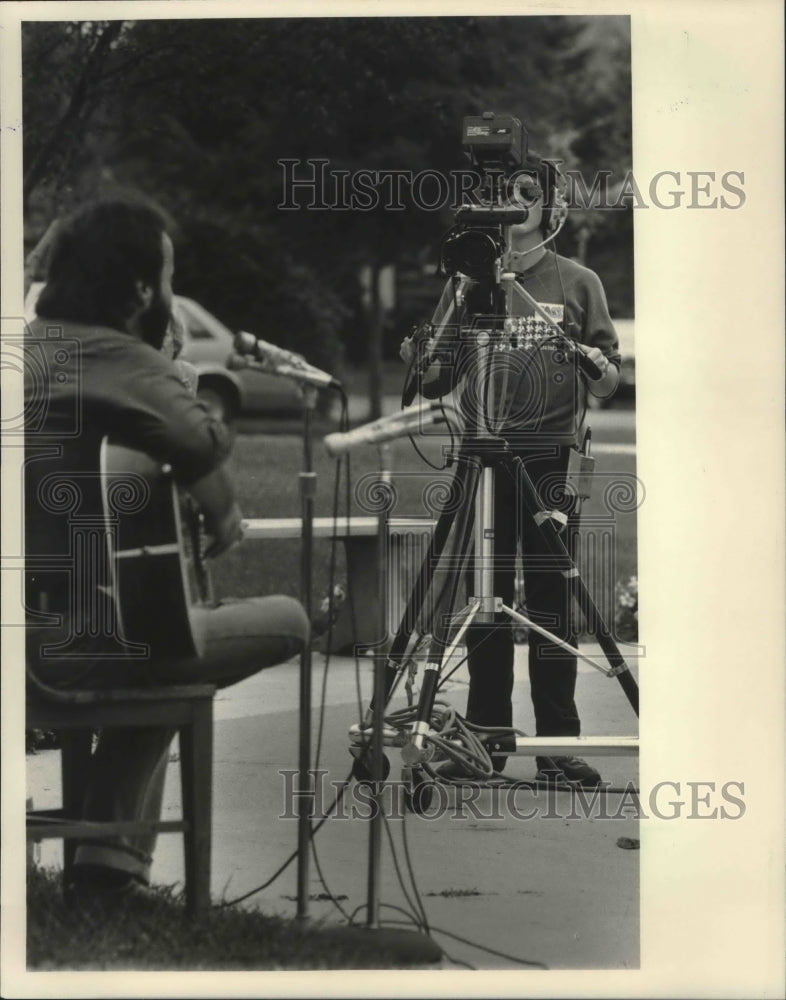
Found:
[318,924,444,965]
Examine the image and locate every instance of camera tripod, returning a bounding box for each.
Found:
[349,271,639,810]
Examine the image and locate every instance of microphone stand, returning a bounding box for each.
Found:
[359,452,442,962]
[296,401,439,961]
[296,394,439,959]
[229,348,323,921]
[327,426,443,965]
[237,349,435,960]
[366,446,391,930]
[296,383,318,921]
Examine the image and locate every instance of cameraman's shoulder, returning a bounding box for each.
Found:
[554,253,603,284]
[554,254,608,299]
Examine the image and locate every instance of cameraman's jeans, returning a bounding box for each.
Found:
[27,595,309,885]
[464,448,581,738]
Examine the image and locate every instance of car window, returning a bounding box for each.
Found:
[175,298,234,345]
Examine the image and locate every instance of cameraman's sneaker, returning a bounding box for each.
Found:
[535,755,601,788]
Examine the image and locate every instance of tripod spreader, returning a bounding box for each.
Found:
[361,429,638,779]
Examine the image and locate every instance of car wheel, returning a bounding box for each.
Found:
[197,385,235,425]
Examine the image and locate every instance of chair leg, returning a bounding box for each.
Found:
[179,702,213,918]
[60,730,93,879]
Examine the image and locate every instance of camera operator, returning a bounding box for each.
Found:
[400,152,620,788]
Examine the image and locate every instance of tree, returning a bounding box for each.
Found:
[22,15,634,412]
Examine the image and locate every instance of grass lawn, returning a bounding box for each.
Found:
[26,865,435,970]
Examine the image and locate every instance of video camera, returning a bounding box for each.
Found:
[462,110,526,174]
[440,111,541,280]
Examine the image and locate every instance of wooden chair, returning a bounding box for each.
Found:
[26,681,216,918]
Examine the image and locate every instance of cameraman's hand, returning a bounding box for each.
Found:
[399,335,417,365]
[576,344,619,396]
[576,345,609,380]
[400,334,435,366]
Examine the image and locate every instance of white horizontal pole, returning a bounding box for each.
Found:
[511,736,639,757]
[241,516,436,540]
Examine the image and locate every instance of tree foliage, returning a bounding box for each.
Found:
[22,15,633,397]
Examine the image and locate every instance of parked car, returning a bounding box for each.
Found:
[587,318,635,409]
[172,296,302,422]
[24,283,303,423]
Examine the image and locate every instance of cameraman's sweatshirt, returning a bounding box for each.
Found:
[417,250,620,448]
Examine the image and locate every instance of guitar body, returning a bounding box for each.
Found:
[100,438,211,660]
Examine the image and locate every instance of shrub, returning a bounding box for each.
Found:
[614,575,638,642]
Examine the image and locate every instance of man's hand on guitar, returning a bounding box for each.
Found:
[204,501,245,558]
[188,465,244,558]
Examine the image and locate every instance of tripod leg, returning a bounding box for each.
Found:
[371,453,480,709]
[403,458,482,760]
[514,456,639,716]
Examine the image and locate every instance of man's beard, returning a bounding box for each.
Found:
[138,289,172,351]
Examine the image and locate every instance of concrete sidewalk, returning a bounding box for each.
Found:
[27,642,640,971]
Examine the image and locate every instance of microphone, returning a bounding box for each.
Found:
[324,403,449,457]
[232,331,341,390]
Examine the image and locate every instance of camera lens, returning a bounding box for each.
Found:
[442,230,502,280]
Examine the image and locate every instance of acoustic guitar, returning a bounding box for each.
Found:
[100,437,213,660]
